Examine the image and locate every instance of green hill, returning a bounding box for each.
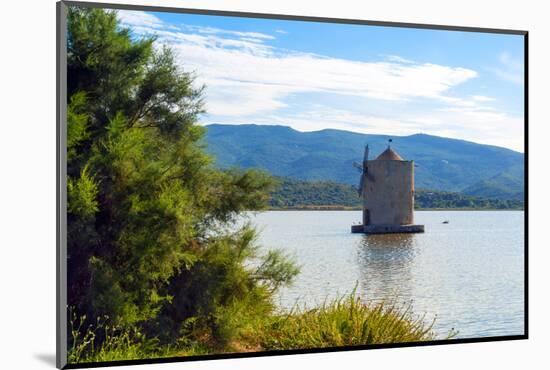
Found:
[204,124,524,200]
[270,178,361,208]
[462,164,524,200]
[269,178,523,210]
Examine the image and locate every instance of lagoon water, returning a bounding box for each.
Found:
[245,210,524,339]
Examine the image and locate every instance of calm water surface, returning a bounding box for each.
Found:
[244,210,524,339]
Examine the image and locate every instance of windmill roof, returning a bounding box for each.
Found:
[375,147,404,160]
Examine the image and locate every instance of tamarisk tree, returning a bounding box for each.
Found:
[66,7,298,346]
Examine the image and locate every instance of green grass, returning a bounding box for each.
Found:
[68,293,453,363]
[257,295,449,350]
[68,312,177,363]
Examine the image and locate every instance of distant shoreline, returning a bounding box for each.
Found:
[267,207,524,212]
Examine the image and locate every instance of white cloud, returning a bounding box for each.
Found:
[275,29,288,34]
[117,10,523,151]
[118,10,479,117]
[471,95,496,102]
[202,80,296,116]
[226,104,524,152]
[184,25,275,40]
[385,55,415,64]
[171,39,477,116]
[432,106,524,151]
[116,10,177,30]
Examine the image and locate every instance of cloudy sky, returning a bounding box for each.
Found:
[117,9,525,152]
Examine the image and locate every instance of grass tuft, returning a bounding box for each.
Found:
[258,293,453,350]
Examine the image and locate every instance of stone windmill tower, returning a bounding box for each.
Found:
[351,141,424,234]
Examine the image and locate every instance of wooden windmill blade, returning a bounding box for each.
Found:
[353,161,363,171]
[356,144,369,196]
[363,144,369,165]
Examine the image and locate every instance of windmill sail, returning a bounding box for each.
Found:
[356,144,369,196]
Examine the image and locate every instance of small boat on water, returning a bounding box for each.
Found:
[442,220,449,224]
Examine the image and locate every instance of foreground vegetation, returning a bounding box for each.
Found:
[66,7,298,364]
[69,293,444,363]
[270,177,524,210]
[258,295,444,350]
[66,8,452,364]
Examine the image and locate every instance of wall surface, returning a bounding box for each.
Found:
[0,1,547,370]
[364,160,414,225]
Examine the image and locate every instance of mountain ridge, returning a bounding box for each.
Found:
[204,123,524,200]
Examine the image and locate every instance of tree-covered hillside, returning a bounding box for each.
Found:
[270,178,361,208]
[269,178,524,210]
[414,189,523,209]
[462,164,524,200]
[205,124,524,200]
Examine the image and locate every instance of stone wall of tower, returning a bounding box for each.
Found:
[362,160,414,225]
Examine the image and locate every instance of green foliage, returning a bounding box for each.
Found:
[415,189,524,209]
[201,169,278,224]
[269,178,524,210]
[66,6,297,362]
[462,164,524,200]
[254,250,301,293]
[68,292,450,362]
[67,92,90,159]
[68,310,176,363]
[67,7,154,132]
[68,164,99,220]
[270,177,360,208]
[160,225,299,348]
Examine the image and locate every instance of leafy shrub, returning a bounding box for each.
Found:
[66,7,296,359]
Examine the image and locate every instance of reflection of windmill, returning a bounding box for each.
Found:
[353,144,370,196]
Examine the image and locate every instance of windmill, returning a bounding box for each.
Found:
[353,144,369,196]
[350,141,425,234]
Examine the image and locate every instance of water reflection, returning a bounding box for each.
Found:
[356,234,417,303]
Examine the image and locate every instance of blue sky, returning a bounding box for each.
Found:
[117,9,525,152]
